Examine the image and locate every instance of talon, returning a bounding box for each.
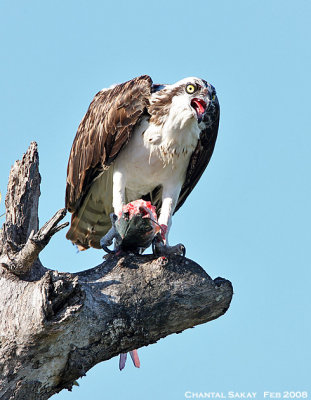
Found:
[100,223,118,254]
[152,237,156,255]
[172,243,186,256]
[152,236,158,255]
[152,237,186,257]
[152,233,164,256]
[101,244,116,254]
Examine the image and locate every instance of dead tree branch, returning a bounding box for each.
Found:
[0,143,233,400]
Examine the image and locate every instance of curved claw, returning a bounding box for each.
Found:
[100,225,117,254]
[173,243,186,257]
[101,244,116,254]
[152,236,158,255]
[152,236,186,257]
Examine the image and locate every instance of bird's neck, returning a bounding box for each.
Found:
[144,111,200,165]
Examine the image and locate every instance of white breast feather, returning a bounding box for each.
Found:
[113,93,201,201]
[145,93,201,165]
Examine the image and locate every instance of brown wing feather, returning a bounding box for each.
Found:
[174,98,220,213]
[65,75,153,213]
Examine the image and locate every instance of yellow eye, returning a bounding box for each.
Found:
[186,84,196,94]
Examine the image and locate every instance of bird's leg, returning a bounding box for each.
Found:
[112,170,126,216]
[100,214,120,253]
[100,168,125,254]
[153,186,186,256]
[100,169,126,254]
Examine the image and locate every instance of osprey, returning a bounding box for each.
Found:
[65,75,219,253]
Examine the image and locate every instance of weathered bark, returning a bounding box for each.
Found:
[0,143,233,400]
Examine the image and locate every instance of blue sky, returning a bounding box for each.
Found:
[1,1,310,399]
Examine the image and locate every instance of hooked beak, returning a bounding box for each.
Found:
[191,98,208,123]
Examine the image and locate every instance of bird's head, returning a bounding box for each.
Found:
[150,77,218,128]
[173,77,218,124]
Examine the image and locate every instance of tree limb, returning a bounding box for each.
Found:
[0,143,233,400]
[0,208,68,275]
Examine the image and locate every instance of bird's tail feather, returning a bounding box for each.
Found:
[66,170,113,249]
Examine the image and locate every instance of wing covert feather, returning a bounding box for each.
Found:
[66,75,152,213]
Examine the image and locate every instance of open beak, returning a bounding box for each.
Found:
[191,98,207,123]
